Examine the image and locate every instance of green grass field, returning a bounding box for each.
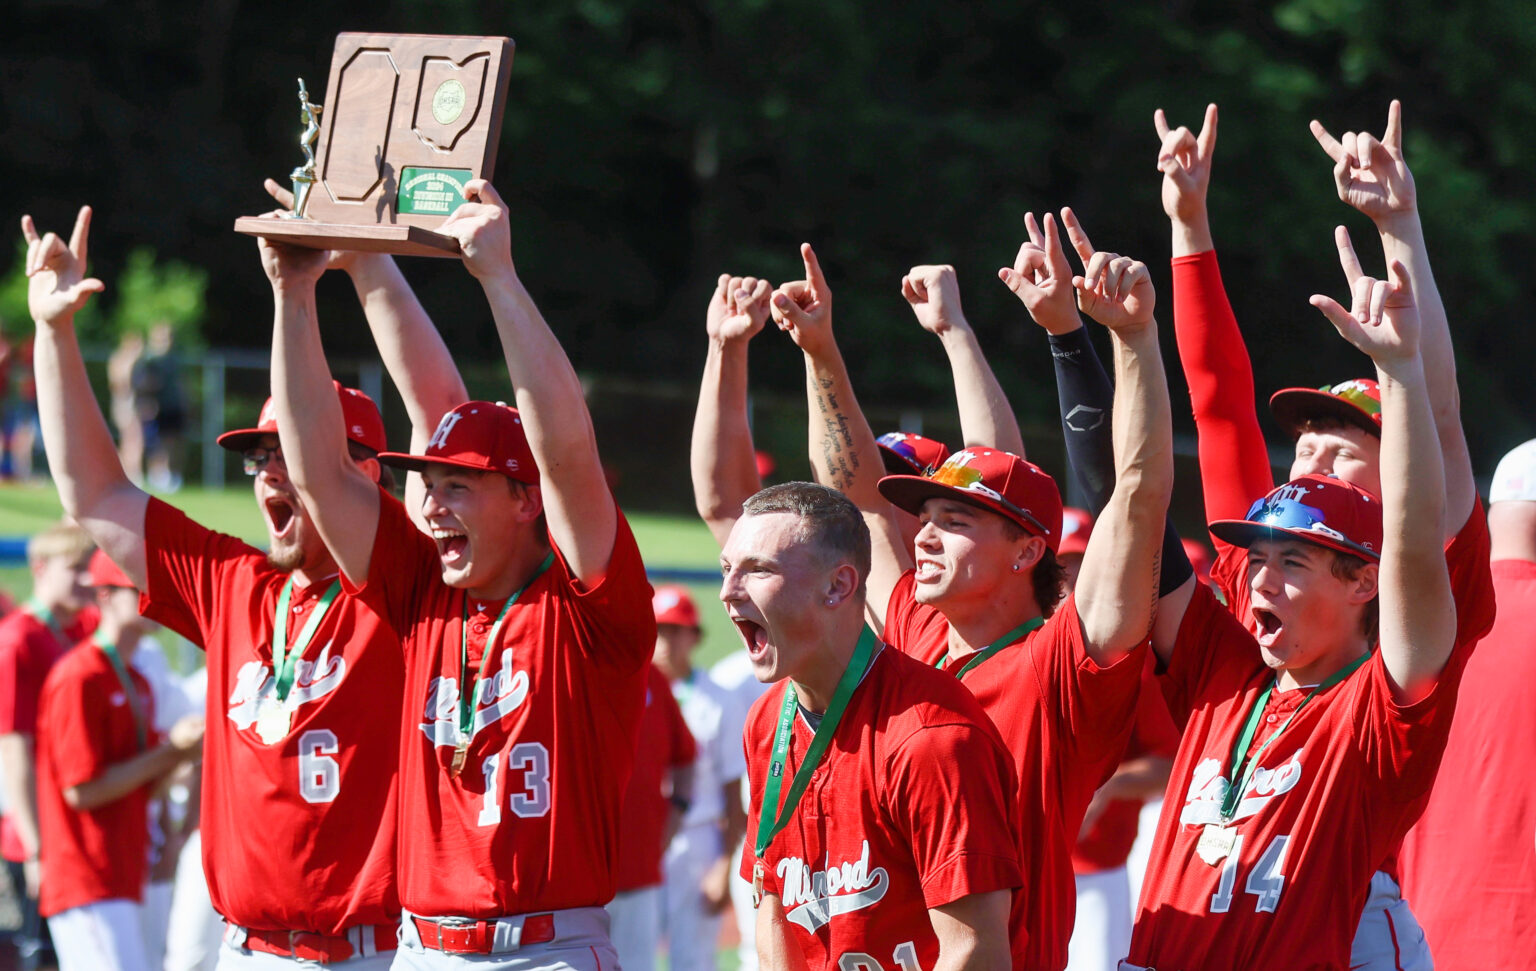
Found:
[0,482,744,670]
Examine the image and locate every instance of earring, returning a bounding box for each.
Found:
[1011,564,1020,573]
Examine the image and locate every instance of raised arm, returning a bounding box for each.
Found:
[1311,249,1452,693]
[1310,101,1475,536]
[1058,210,1174,662]
[1155,105,1274,523]
[263,236,381,585]
[264,179,467,527]
[901,265,1024,455]
[773,244,910,630]
[438,181,615,584]
[22,208,149,585]
[690,275,771,548]
[1000,212,1195,600]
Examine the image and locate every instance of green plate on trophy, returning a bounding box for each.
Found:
[234,32,513,258]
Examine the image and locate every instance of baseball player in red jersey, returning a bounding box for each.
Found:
[22,206,465,968]
[726,482,1022,971]
[766,223,1171,970]
[36,551,204,971]
[609,662,697,971]
[0,520,96,948]
[1155,102,1495,968]
[269,180,654,969]
[1121,248,1470,969]
[1397,439,1536,967]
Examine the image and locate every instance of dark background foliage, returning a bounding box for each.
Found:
[2,0,1531,507]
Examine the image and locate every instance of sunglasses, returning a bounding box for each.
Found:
[241,445,284,476]
[1243,495,1376,559]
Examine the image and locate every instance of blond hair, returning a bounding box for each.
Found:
[27,522,95,566]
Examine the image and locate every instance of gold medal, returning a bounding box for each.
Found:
[752,861,765,908]
[255,700,292,746]
[1196,823,1237,866]
[448,739,469,778]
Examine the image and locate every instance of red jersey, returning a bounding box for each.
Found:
[0,604,96,862]
[1072,657,1182,875]
[36,639,160,917]
[615,665,696,892]
[1128,583,1473,970]
[351,490,654,918]
[740,645,1022,971]
[139,498,402,935]
[1399,558,1536,967]
[884,573,1143,970]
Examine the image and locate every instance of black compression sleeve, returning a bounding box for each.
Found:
[1048,327,1193,596]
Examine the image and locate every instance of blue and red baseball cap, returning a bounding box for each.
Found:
[878,447,1064,552]
[877,432,951,476]
[378,401,539,485]
[217,381,387,454]
[1209,474,1382,562]
[1269,379,1382,441]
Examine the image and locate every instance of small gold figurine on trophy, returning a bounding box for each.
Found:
[286,79,323,219]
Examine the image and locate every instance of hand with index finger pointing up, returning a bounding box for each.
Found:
[1310,100,1417,224]
[21,206,106,329]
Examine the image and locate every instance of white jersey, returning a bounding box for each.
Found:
[672,669,745,829]
[707,650,769,812]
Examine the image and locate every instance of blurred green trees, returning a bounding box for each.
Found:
[2,0,1532,470]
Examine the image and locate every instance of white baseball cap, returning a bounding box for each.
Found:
[1489,439,1536,504]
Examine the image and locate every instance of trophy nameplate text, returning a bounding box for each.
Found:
[235,32,514,257]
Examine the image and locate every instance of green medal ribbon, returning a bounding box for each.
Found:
[457,553,555,740]
[272,579,342,702]
[1219,650,1373,821]
[23,598,69,652]
[92,630,148,751]
[755,627,879,859]
[936,616,1045,679]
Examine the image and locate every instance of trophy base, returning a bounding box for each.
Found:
[233,217,461,258]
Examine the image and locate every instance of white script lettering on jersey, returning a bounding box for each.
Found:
[778,840,891,933]
[1179,753,1305,827]
[419,649,530,746]
[427,410,465,450]
[227,642,347,731]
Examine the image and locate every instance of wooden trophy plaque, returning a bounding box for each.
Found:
[234,32,514,257]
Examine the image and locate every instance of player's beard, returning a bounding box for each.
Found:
[266,542,306,572]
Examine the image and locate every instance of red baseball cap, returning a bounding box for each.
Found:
[217,381,388,454]
[89,549,135,590]
[877,431,951,476]
[1209,474,1382,562]
[1269,378,1382,441]
[378,401,539,485]
[652,585,700,628]
[878,447,1065,552]
[1058,507,1094,557]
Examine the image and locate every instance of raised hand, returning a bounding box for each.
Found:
[1310,228,1419,366]
[707,274,772,343]
[21,207,106,326]
[438,179,516,281]
[901,264,970,336]
[770,243,834,355]
[998,211,1082,335]
[261,178,362,274]
[1310,100,1417,223]
[1154,104,1218,224]
[1060,208,1155,333]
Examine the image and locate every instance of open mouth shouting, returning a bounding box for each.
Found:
[1251,604,1285,650]
[263,493,298,541]
[431,526,470,569]
[731,614,770,660]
